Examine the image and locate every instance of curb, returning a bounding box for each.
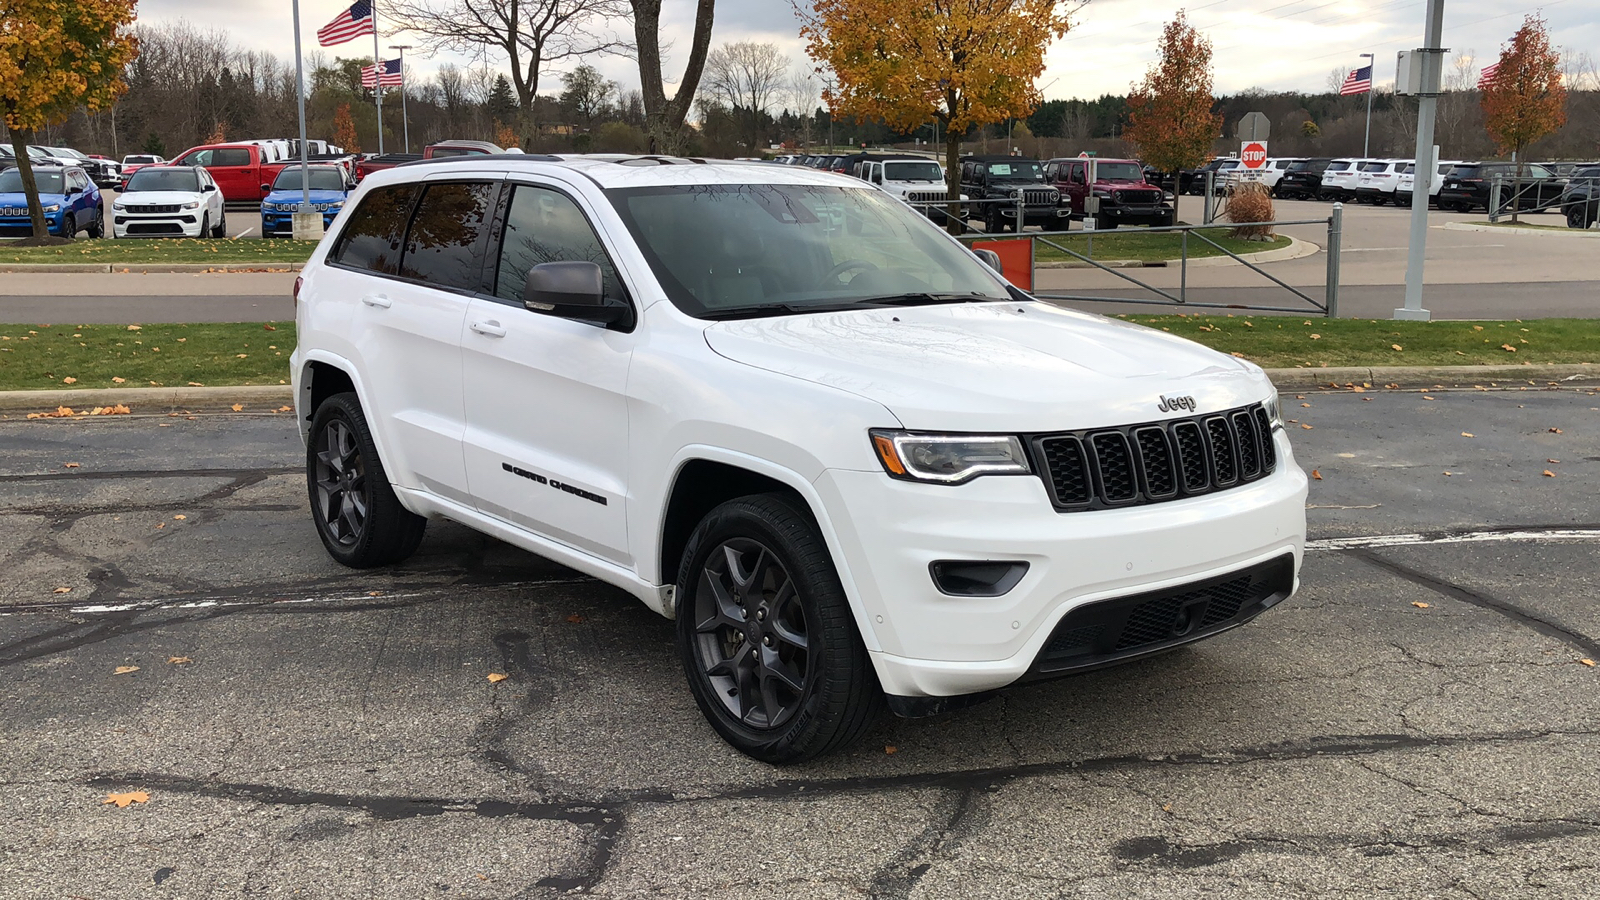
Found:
[1035,235,1317,270]
[1263,363,1600,391]
[3,365,1595,415]
[0,263,305,274]
[0,384,293,415]
[1441,221,1600,239]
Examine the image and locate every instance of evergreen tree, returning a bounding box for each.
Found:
[486,75,518,125]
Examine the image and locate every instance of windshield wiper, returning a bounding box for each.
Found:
[853,292,1000,307]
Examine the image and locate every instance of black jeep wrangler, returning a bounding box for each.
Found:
[958,155,1067,233]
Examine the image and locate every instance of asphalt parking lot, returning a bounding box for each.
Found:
[4,387,1600,898]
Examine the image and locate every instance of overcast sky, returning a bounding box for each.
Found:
[140,0,1598,101]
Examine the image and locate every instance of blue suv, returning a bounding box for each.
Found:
[261,165,350,236]
[0,165,103,238]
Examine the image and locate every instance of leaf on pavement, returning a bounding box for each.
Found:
[114,666,139,675]
[173,515,186,520]
[168,656,192,665]
[566,614,585,624]
[1549,427,1563,434]
[53,587,72,593]
[277,406,292,413]
[486,673,509,684]
[1300,423,1313,430]
[230,403,244,412]
[187,382,204,387]
[103,791,149,808]
[1461,432,1474,438]
[1548,459,1560,464]
[1581,659,1596,667]
[1412,602,1431,609]
[27,406,76,419]
[1311,469,1322,480]
[1543,470,1556,477]
[89,405,131,416]
[64,462,80,468]
[884,745,898,755]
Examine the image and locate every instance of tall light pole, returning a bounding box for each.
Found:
[1396,0,1446,321]
[1360,52,1375,157]
[390,44,412,153]
[290,0,320,240]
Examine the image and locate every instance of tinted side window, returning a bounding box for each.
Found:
[179,149,213,167]
[332,184,420,276]
[398,181,497,290]
[495,185,623,304]
[212,148,252,167]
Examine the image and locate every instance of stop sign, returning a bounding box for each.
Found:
[1241,142,1269,169]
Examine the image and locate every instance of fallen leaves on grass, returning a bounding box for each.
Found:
[1391,344,1403,351]
[114,666,139,675]
[126,325,142,331]
[1502,344,1517,352]
[103,791,149,808]
[1309,334,1322,340]
[486,673,509,684]
[263,324,277,331]
[112,377,125,384]
[62,376,77,384]
[187,381,204,386]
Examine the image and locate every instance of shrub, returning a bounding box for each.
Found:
[1226,181,1275,240]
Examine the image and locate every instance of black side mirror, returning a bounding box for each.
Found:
[973,248,1004,275]
[523,261,630,328]
[259,183,269,193]
[204,184,217,193]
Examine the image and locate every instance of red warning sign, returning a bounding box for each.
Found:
[1240,141,1269,169]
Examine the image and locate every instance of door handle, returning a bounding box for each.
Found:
[361,294,392,309]
[470,320,506,338]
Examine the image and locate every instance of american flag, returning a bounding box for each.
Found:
[318,0,375,47]
[361,58,404,88]
[1477,62,1500,90]
[1339,64,1372,96]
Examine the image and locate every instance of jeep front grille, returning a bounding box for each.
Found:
[1022,188,1058,206]
[1033,402,1276,512]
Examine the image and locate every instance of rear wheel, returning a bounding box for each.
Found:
[676,494,882,763]
[306,392,427,568]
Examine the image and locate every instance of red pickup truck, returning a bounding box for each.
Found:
[353,140,505,183]
[1045,157,1175,229]
[167,143,293,203]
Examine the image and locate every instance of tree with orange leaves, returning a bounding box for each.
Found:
[333,103,360,154]
[1480,14,1567,223]
[798,0,1077,228]
[1123,12,1221,178]
[0,0,138,243]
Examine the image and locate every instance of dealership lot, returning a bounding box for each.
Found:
[3,389,1598,897]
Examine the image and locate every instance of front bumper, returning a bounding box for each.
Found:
[1102,205,1174,225]
[262,210,338,235]
[814,439,1307,699]
[0,213,63,236]
[113,212,203,238]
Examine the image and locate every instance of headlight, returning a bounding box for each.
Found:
[1264,395,1284,431]
[870,430,1031,484]
[43,204,60,213]
[182,201,200,209]
[112,201,125,210]
[1009,189,1021,198]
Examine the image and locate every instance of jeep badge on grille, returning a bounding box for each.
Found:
[1157,394,1197,413]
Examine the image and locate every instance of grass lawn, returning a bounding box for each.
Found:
[1022,231,1291,263]
[1118,315,1600,369]
[0,322,294,391]
[0,238,315,265]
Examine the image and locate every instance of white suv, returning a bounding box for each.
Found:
[292,156,1308,762]
[113,165,226,238]
[859,157,969,220]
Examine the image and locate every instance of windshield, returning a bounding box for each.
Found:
[883,161,943,182]
[124,155,158,164]
[125,168,199,193]
[0,170,63,193]
[606,184,1009,319]
[59,149,88,159]
[1095,162,1144,181]
[987,161,1044,182]
[272,167,346,192]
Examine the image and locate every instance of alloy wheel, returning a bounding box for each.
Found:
[691,538,811,731]
[313,418,368,546]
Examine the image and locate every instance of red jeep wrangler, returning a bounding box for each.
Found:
[1046,158,1175,229]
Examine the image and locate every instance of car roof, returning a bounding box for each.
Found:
[964,154,1042,163]
[368,154,871,191]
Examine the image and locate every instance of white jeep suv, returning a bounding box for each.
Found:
[292,155,1308,762]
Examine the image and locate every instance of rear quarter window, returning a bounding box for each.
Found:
[398,181,498,290]
[331,184,421,276]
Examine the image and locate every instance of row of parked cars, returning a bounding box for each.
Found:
[1244,156,1598,228]
[769,151,1178,232]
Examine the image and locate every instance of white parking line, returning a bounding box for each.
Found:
[235,227,255,238]
[1308,528,1600,551]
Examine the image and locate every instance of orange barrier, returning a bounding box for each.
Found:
[971,239,1033,291]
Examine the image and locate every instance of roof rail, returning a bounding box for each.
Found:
[395,152,561,168]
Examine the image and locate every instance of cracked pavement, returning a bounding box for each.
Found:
[3,388,1600,898]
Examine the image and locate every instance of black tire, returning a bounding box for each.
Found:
[198,213,210,240]
[60,212,75,238]
[1569,205,1594,229]
[86,208,104,239]
[676,493,882,764]
[1098,217,1118,230]
[213,209,226,238]
[306,392,427,568]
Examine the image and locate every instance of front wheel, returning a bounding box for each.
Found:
[60,212,75,238]
[676,494,882,763]
[306,392,427,568]
[213,209,226,238]
[1570,205,1595,229]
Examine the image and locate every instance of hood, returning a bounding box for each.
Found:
[703,303,1271,432]
[117,190,202,205]
[264,188,346,205]
[0,190,66,206]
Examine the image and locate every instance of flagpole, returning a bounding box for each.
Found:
[292,0,318,239]
[1361,52,1374,157]
[390,45,412,154]
[373,5,384,155]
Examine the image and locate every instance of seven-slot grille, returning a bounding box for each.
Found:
[125,204,181,214]
[1032,402,1276,512]
[0,207,29,217]
[1021,188,1059,206]
[1111,189,1162,205]
[905,190,946,204]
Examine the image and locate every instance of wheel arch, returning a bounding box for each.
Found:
[653,451,883,653]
